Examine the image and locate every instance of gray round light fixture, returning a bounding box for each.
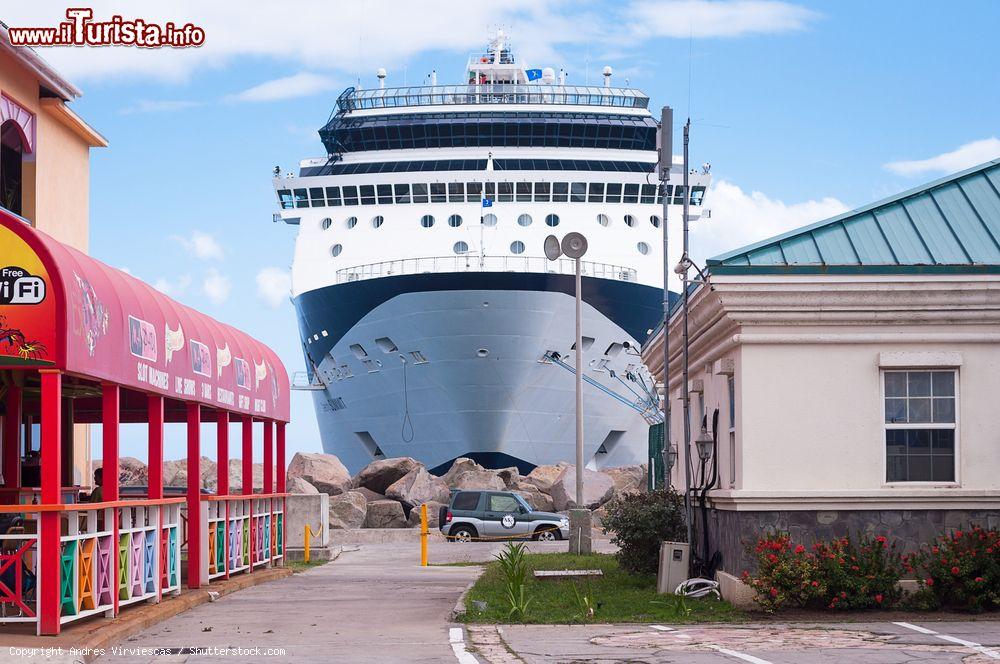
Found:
[544,234,562,261]
[561,232,588,259]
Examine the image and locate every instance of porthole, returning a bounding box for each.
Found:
[624,214,636,227]
[453,241,469,254]
[421,214,435,228]
[321,217,332,231]
[346,216,358,229]
[545,213,560,227]
[637,242,650,255]
[331,244,343,257]
[510,241,525,254]
[448,214,463,228]
[482,213,497,227]
[517,214,533,227]
[597,214,610,227]
[371,215,384,229]
[650,215,661,228]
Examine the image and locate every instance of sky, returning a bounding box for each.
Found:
[5,1,999,462]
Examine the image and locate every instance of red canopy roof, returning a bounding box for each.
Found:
[0,209,290,422]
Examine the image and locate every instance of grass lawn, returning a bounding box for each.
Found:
[286,559,330,572]
[459,551,746,624]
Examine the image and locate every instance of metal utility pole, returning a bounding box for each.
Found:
[658,107,672,490]
[680,118,694,550]
[574,255,584,507]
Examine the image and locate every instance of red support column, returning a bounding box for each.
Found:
[147,395,164,500]
[216,411,229,496]
[276,422,286,493]
[2,386,22,503]
[39,370,62,635]
[186,403,203,589]
[263,421,273,495]
[101,384,120,616]
[241,417,253,495]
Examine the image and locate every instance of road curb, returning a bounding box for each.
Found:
[453,576,480,619]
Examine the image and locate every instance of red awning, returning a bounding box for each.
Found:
[0,209,290,422]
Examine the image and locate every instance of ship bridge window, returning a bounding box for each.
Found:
[641,184,657,204]
[412,183,429,204]
[377,184,393,204]
[448,214,463,228]
[371,215,384,229]
[342,185,359,206]
[510,240,525,254]
[534,182,551,202]
[637,242,650,255]
[588,182,605,203]
[657,184,669,203]
[482,213,497,227]
[345,216,358,229]
[545,214,560,227]
[349,344,368,358]
[375,337,398,353]
[421,214,435,228]
[498,182,514,202]
[294,188,309,208]
[466,182,482,203]
[673,185,686,205]
[650,215,661,228]
[449,182,465,202]
[321,217,332,231]
[571,182,586,202]
[606,182,622,203]
[624,214,636,227]
[623,183,640,204]
[691,186,707,206]
[309,187,326,207]
[331,244,343,257]
[454,241,469,254]
[277,189,294,209]
[360,184,376,205]
[325,186,342,207]
[430,182,446,203]
[597,214,610,227]
[552,182,569,202]
[517,214,532,227]
[394,183,411,204]
[516,182,532,202]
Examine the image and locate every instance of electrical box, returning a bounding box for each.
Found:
[657,541,690,594]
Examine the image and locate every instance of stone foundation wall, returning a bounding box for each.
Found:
[697,507,1000,575]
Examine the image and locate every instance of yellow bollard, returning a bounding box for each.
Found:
[420,503,428,567]
[304,523,312,563]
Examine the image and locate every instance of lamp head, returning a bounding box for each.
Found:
[561,232,588,259]
[695,428,714,461]
[543,235,562,261]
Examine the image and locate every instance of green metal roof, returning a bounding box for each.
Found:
[708,158,1000,273]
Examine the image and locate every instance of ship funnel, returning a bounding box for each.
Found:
[603,65,613,87]
[558,68,567,85]
[430,69,437,86]
[376,67,387,88]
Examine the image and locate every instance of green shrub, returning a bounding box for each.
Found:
[741,533,824,612]
[495,541,532,620]
[914,525,1000,612]
[600,489,685,575]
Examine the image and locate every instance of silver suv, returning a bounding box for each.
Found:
[440,490,569,542]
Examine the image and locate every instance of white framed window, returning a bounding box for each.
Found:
[727,375,736,488]
[510,241,525,254]
[883,369,957,483]
[371,215,384,229]
[345,216,358,229]
[517,213,532,227]
[420,214,435,228]
[597,214,610,227]
[624,214,636,227]
[636,242,650,255]
[453,241,469,254]
[331,244,343,257]
[482,213,498,227]
[320,217,332,231]
[448,214,463,228]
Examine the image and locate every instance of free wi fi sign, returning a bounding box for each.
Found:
[0,266,46,305]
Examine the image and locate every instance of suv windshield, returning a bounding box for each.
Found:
[513,494,532,512]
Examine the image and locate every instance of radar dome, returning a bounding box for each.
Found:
[541,67,556,84]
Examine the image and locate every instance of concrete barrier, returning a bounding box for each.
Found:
[715,570,756,609]
[285,493,329,549]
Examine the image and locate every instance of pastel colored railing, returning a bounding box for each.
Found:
[201,494,285,581]
[0,508,39,625]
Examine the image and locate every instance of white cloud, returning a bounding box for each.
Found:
[172,230,224,261]
[4,1,817,81]
[202,268,231,305]
[628,0,820,38]
[883,137,1000,177]
[255,267,291,308]
[229,72,337,103]
[120,99,203,114]
[152,274,192,297]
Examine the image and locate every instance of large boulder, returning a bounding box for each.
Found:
[352,487,387,503]
[386,467,449,511]
[288,452,352,496]
[524,462,569,492]
[514,487,554,512]
[162,459,186,487]
[449,470,505,491]
[287,476,320,494]
[441,457,485,487]
[406,501,447,528]
[198,457,218,490]
[548,466,615,511]
[364,500,408,528]
[329,491,368,529]
[606,465,647,496]
[352,457,421,494]
[496,467,521,489]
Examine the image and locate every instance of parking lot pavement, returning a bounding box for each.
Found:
[425,536,617,564]
[486,620,1000,664]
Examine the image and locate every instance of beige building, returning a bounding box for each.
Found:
[1,24,107,485]
[643,159,1000,577]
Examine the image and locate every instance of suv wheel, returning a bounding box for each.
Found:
[449,525,477,543]
[534,527,560,542]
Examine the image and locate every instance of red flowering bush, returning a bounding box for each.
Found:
[743,532,905,612]
[914,525,1000,612]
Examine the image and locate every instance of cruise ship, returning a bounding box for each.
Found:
[272,33,711,474]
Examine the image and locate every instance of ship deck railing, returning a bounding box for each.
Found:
[336,84,649,113]
[334,255,637,284]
